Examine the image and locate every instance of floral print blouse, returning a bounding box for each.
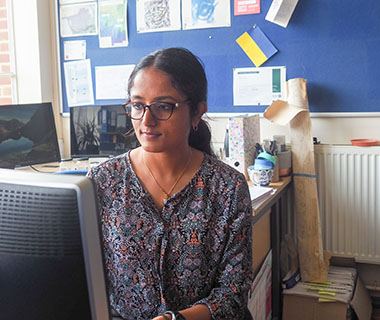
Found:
[87,152,253,320]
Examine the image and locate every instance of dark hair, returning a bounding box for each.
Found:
[127,47,214,156]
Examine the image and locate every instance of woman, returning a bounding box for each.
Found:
[88,48,253,320]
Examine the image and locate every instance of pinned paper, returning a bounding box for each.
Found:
[236,25,278,67]
[234,0,260,16]
[265,0,299,28]
[64,40,86,61]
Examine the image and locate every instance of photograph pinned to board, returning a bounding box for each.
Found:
[233,66,286,106]
[182,0,231,30]
[95,64,135,100]
[234,0,261,16]
[64,59,94,107]
[136,0,181,33]
[99,0,128,48]
[236,24,278,67]
[60,2,98,37]
[265,0,299,28]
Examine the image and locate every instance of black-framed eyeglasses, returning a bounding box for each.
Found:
[123,99,191,121]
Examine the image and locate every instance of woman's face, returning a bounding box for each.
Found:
[129,67,193,153]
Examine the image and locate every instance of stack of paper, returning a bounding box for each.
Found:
[284,266,356,303]
[249,186,276,210]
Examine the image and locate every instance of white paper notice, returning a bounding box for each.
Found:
[64,59,94,107]
[182,0,231,30]
[64,40,86,60]
[233,66,286,106]
[95,64,135,100]
[265,0,299,28]
[60,0,90,4]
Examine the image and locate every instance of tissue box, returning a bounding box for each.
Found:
[228,114,260,178]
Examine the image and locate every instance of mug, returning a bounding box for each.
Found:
[248,168,274,186]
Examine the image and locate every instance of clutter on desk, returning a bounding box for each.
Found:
[249,138,282,186]
[249,141,276,185]
[59,157,109,173]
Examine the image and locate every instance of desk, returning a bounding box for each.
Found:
[14,158,109,173]
[251,176,293,320]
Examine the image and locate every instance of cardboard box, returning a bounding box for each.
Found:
[282,262,372,320]
[228,114,260,179]
[248,250,272,320]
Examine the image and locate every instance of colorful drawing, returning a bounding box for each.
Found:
[182,0,230,30]
[192,0,217,23]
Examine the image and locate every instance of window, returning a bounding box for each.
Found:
[0,0,16,105]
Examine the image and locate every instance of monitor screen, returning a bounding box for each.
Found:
[0,102,61,169]
[0,168,111,320]
[70,104,138,158]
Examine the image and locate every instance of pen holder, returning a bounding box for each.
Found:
[278,150,292,177]
[248,167,274,186]
[272,160,280,183]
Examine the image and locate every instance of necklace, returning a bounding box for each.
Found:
[143,149,192,205]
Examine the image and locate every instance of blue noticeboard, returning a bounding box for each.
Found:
[57,0,380,114]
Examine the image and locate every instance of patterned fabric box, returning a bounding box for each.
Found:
[228,114,260,178]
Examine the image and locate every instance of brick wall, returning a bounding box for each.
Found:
[0,0,12,105]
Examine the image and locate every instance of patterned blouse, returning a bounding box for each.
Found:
[87,152,253,320]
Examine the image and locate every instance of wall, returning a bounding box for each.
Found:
[55,0,380,115]
[0,0,12,104]
[11,1,379,158]
[12,0,65,155]
[209,115,380,156]
[13,0,42,103]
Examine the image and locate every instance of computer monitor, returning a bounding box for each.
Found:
[0,169,111,320]
[0,102,61,169]
[70,104,138,158]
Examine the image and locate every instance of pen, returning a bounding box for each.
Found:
[318,298,336,303]
[255,143,263,155]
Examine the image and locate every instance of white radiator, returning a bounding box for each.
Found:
[314,144,380,264]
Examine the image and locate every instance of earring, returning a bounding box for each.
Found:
[192,124,198,131]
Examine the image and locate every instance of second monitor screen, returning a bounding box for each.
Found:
[70,104,139,158]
